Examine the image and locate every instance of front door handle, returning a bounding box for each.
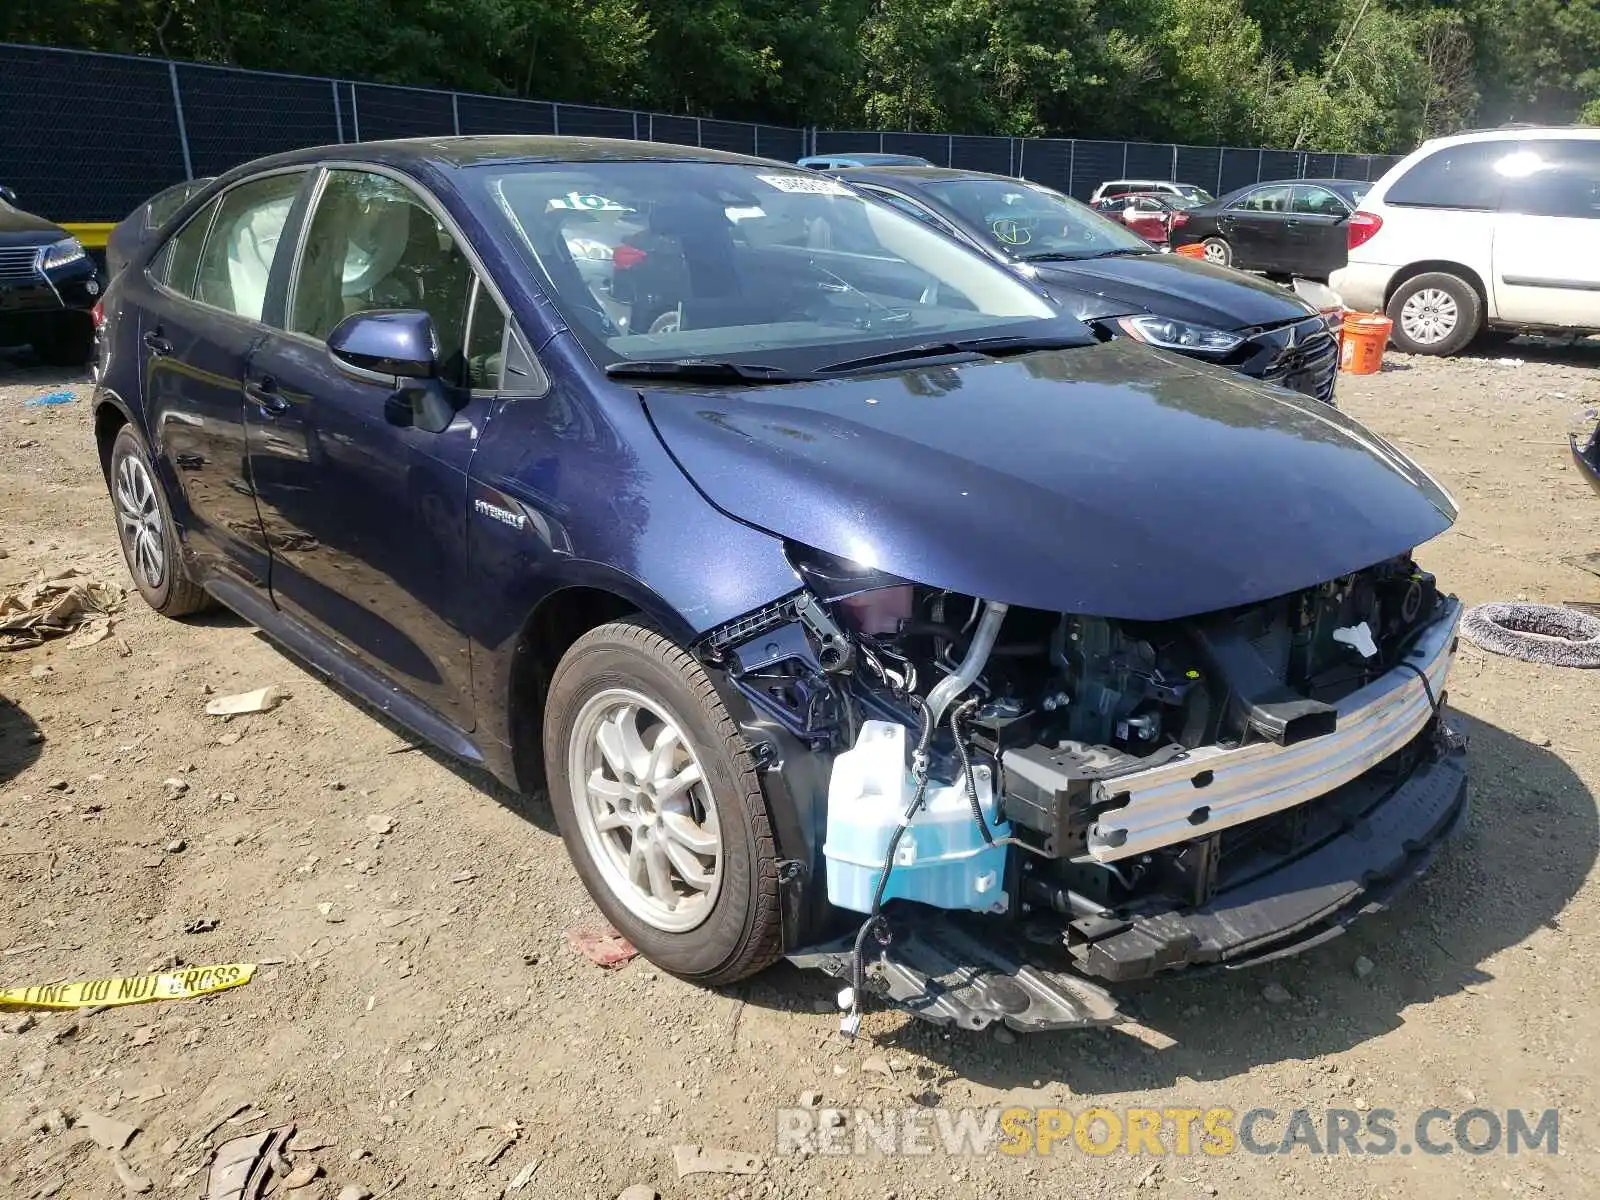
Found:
[143,330,173,357]
[245,377,289,415]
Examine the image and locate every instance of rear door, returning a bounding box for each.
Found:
[243,166,505,730]
[1492,139,1600,326]
[1288,184,1351,277]
[1221,185,1293,269]
[137,168,309,588]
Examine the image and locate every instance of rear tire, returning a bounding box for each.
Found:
[543,621,784,985]
[1386,272,1481,356]
[1201,237,1232,268]
[108,424,212,617]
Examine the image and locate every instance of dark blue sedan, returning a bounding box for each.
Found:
[93,137,1468,1033]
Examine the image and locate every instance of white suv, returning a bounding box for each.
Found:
[1089,179,1214,205]
[1331,127,1600,355]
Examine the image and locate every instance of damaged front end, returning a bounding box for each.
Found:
[697,547,1468,1034]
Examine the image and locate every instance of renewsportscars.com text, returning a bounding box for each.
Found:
[776,1106,1560,1158]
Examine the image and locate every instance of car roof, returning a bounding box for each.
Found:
[834,165,1020,186]
[210,136,787,184]
[1418,125,1600,150]
[802,152,931,165]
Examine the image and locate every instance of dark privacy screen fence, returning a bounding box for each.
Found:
[0,42,1401,221]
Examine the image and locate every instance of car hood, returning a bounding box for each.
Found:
[1031,253,1315,330]
[640,341,1455,621]
[0,204,66,246]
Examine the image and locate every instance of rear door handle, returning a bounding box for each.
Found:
[244,377,289,414]
[143,330,173,357]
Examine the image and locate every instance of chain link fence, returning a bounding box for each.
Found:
[0,41,1402,223]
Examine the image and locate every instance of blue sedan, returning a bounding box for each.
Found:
[93,137,1467,1033]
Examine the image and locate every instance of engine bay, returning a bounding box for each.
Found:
[698,545,1457,985]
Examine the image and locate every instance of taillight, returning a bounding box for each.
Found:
[1169,212,1189,229]
[1347,210,1383,250]
[91,301,105,329]
[612,245,646,270]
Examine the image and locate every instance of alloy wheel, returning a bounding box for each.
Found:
[567,687,722,933]
[1400,288,1458,346]
[114,453,166,590]
[1203,241,1229,265]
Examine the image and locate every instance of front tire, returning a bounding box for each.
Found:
[543,621,783,985]
[1387,272,1481,356]
[1201,237,1232,267]
[108,424,211,616]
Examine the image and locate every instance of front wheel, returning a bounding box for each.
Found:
[543,621,784,985]
[1387,272,1481,356]
[1201,237,1232,267]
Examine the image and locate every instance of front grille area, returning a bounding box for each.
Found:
[1259,317,1339,404]
[0,245,42,282]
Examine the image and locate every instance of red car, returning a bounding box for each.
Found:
[1091,192,1187,246]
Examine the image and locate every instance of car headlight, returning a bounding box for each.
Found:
[39,237,87,271]
[1115,314,1243,356]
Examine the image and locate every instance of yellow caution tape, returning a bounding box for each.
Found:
[0,963,255,1011]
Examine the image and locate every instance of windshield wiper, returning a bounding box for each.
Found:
[605,360,816,384]
[1019,247,1152,262]
[817,334,1085,375]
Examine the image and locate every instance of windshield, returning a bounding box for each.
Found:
[921,178,1153,260]
[470,161,1065,370]
[1174,185,1214,204]
[1340,183,1372,207]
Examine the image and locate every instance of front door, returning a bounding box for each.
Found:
[1288,184,1350,278]
[1492,140,1600,326]
[137,169,308,587]
[244,167,508,730]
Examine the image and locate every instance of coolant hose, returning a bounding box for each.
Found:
[924,600,1009,727]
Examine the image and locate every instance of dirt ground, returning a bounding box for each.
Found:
[2,338,1599,1200]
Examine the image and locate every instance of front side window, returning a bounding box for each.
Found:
[1385,140,1520,210]
[1498,140,1600,219]
[470,161,1062,371]
[190,171,305,321]
[289,170,478,386]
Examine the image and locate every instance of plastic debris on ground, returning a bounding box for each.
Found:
[0,567,124,650]
[566,927,638,969]
[0,963,256,1010]
[23,389,76,407]
[205,685,290,716]
[671,1145,763,1178]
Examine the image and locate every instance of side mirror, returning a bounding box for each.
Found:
[0,186,17,205]
[327,309,438,383]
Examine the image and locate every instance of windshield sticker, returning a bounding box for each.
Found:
[757,174,852,196]
[546,191,634,212]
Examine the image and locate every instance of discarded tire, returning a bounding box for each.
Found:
[1459,602,1600,668]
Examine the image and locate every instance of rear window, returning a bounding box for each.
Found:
[1385,141,1521,210]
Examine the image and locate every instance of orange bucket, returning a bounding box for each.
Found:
[1339,312,1392,375]
[1174,243,1207,260]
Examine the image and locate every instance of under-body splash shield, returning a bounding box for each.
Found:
[1084,597,1461,862]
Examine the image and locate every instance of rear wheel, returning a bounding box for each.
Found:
[543,621,784,985]
[108,424,211,616]
[1201,237,1232,267]
[1386,272,1481,356]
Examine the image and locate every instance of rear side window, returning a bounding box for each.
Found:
[1235,185,1292,212]
[1384,141,1520,210]
[191,172,305,320]
[1499,140,1600,219]
[155,202,215,298]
